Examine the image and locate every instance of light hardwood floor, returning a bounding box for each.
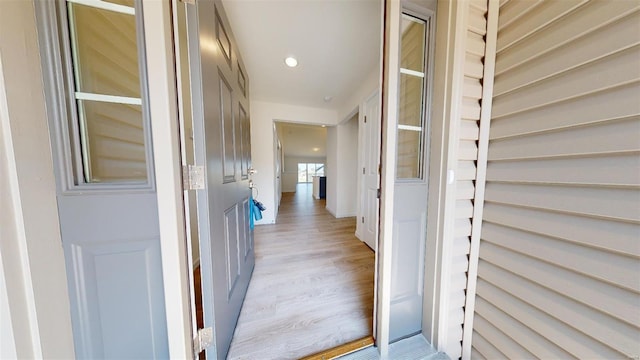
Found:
[226,184,375,359]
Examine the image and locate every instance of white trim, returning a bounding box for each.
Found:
[377,0,402,356]
[400,67,425,78]
[435,0,469,351]
[461,1,499,358]
[420,0,468,349]
[67,0,135,15]
[74,92,142,105]
[398,124,423,131]
[142,1,193,359]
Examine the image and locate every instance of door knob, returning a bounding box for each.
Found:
[248,168,257,175]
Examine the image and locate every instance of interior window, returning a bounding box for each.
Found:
[298,163,325,183]
[66,0,148,183]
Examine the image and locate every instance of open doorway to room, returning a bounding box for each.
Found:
[223,119,374,358]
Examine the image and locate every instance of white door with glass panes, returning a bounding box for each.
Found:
[389,10,434,342]
[36,0,168,357]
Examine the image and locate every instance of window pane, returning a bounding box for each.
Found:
[68,2,141,98]
[400,16,426,73]
[399,74,424,127]
[397,14,427,180]
[308,163,317,177]
[298,164,307,183]
[316,164,325,176]
[78,100,147,182]
[396,130,421,179]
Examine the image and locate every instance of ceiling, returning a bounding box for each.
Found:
[276,122,327,157]
[221,0,382,110]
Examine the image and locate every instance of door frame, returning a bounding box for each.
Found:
[0,0,468,358]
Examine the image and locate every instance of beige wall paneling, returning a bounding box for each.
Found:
[471,1,640,358]
[440,0,495,358]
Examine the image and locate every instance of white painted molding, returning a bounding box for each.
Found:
[377,0,402,356]
[461,1,499,358]
[74,91,142,105]
[67,0,135,15]
[142,1,192,358]
[435,0,468,352]
[0,1,75,357]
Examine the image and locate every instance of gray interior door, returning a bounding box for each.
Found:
[185,0,255,358]
[36,0,168,357]
[389,11,433,342]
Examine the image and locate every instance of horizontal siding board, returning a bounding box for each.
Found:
[456,180,476,200]
[471,330,508,360]
[474,297,577,359]
[464,54,484,79]
[469,0,487,12]
[478,258,639,357]
[494,11,640,96]
[484,182,640,223]
[482,203,640,257]
[497,0,542,31]
[485,153,640,187]
[450,289,467,309]
[466,31,486,58]
[495,0,640,75]
[476,277,623,359]
[473,314,535,359]
[481,225,640,322]
[463,77,483,100]
[489,84,640,139]
[459,119,480,140]
[487,118,640,161]
[468,5,488,36]
[454,218,472,238]
[456,160,477,181]
[453,235,471,255]
[496,0,587,53]
[493,46,640,118]
[455,200,474,219]
[470,348,487,360]
[461,97,481,120]
[458,140,478,161]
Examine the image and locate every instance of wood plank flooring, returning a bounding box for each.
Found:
[227,184,375,359]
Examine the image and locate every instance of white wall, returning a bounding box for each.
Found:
[327,114,360,218]
[250,100,337,224]
[282,155,326,192]
[0,1,75,357]
[0,252,16,359]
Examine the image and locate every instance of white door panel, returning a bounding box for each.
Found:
[362,91,381,251]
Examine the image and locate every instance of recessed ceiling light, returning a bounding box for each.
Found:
[321,125,326,128]
[323,96,333,102]
[312,147,320,152]
[284,57,298,67]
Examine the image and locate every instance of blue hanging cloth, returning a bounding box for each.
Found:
[250,196,264,230]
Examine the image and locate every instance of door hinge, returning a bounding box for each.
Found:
[378,164,381,174]
[364,116,367,123]
[377,188,381,199]
[183,165,205,190]
[362,167,366,175]
[193,327,214,354]
[361,216,365,224]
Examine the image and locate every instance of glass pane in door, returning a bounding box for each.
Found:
[78,100,147,182]
[396,14,427,180]
[68,2,141,98]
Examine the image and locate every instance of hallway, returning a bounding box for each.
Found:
[227,184,375,359]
